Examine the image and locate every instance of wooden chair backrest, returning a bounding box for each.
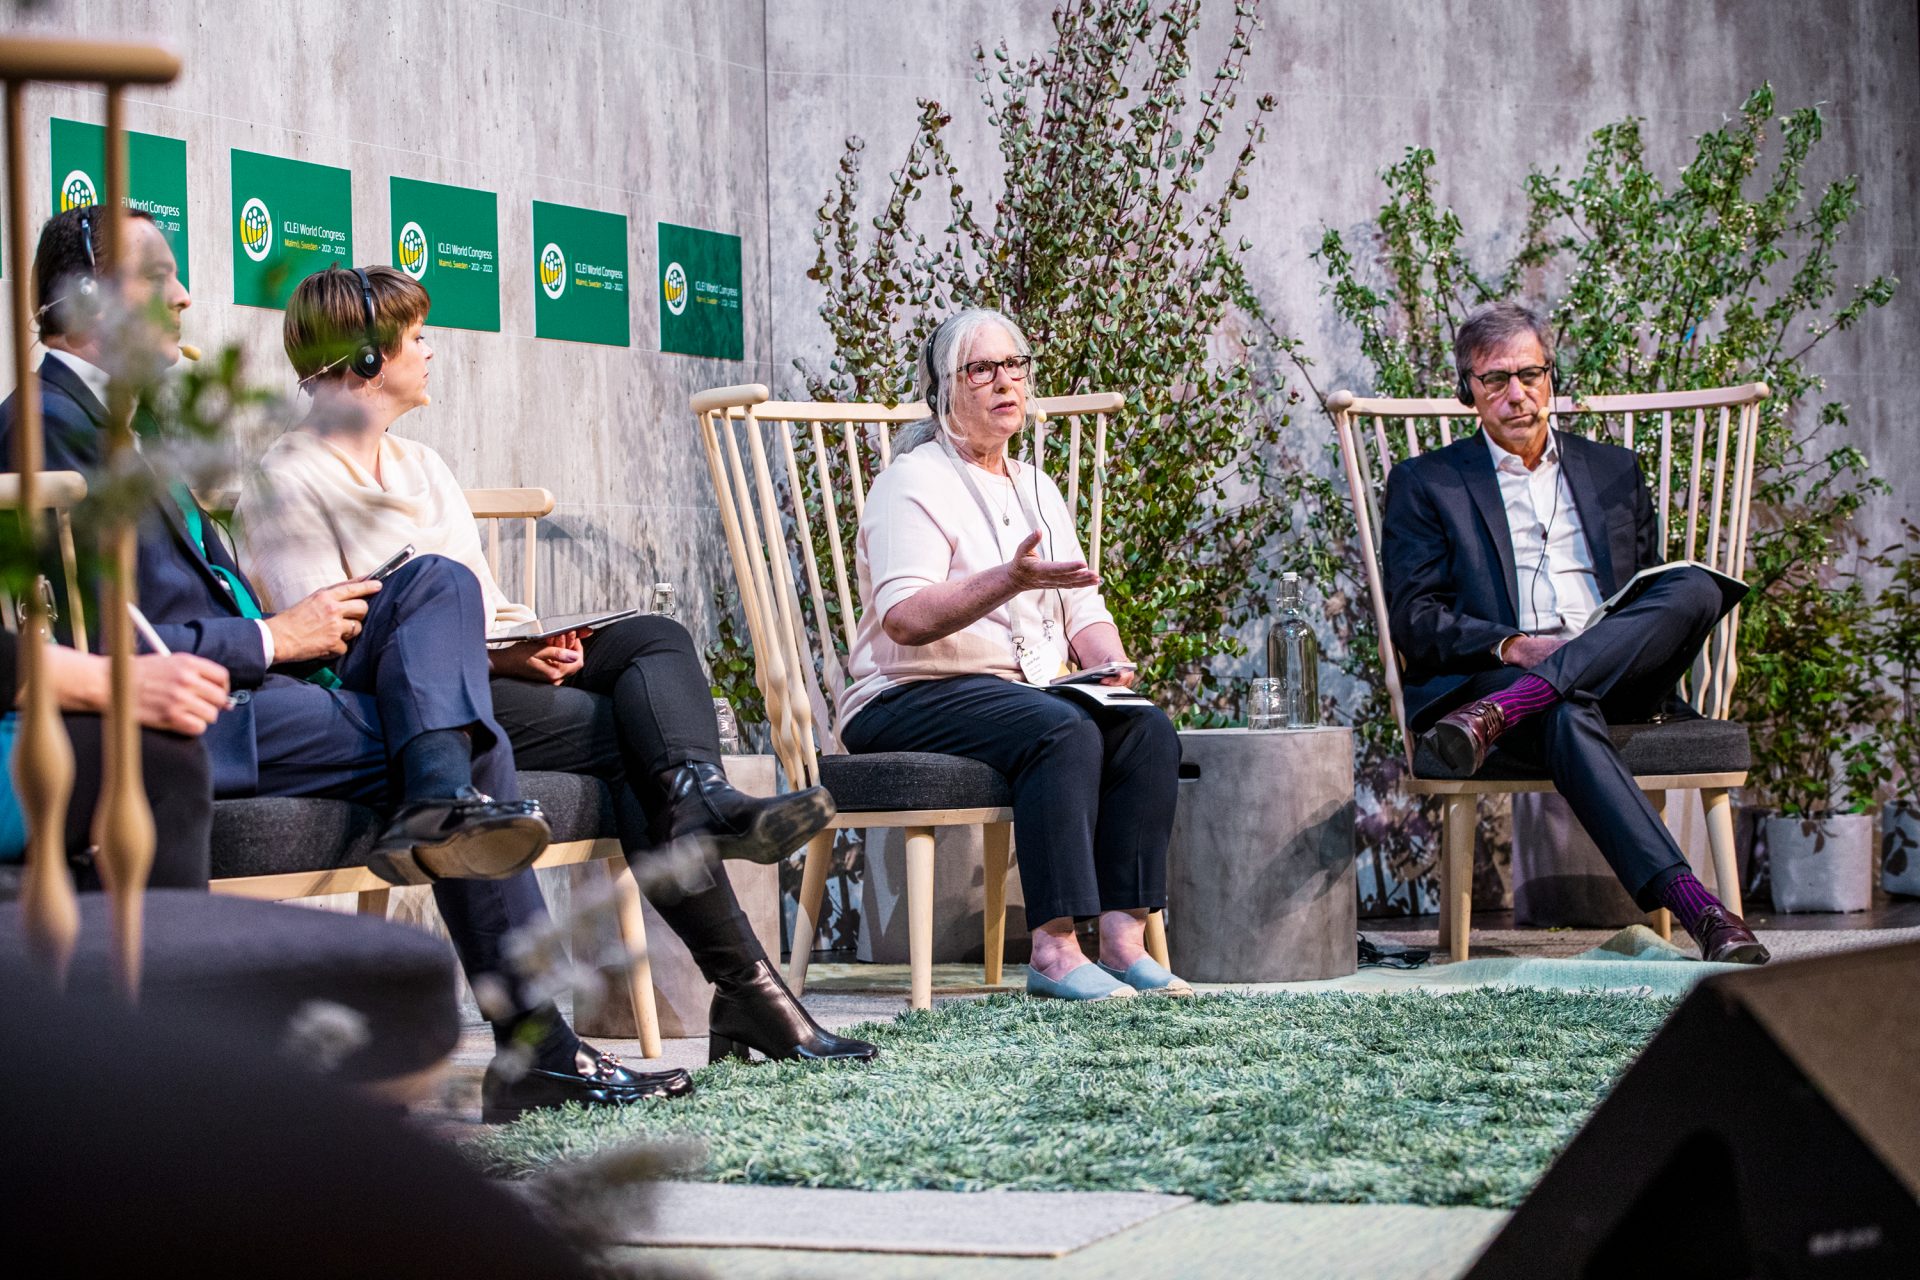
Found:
[691,384,1119,789]
[1326,383,1770,767]
[0,470,90,649]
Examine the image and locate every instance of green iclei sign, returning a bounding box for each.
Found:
[230,148,353,310]
[50,118,191,289]
[657,222,743,361]
[532,200,629,346]
[389,177,499,333]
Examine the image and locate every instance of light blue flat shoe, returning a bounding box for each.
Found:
[1026,961,1137,1001]
[1097,956,1194,996]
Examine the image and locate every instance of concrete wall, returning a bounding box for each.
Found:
[3,0,776,641]
[6,0,1913,631]
[765,0,1920,555]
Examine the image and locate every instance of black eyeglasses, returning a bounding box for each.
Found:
[1467,365,1551,395]
[961,355,1033,387]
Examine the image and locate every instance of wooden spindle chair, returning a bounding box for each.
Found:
[2,37,181,994]
[1327,384,1768,961]
[692,383,1167,1010]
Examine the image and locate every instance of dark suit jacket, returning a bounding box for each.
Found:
[0,356,273,789]
[1381,429,1660,726]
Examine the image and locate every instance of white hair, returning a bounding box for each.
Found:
[892,307,1035,456]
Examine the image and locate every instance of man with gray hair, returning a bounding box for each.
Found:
[1379,301,1766,964]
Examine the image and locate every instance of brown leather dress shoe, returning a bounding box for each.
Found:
[1423,699,1510,774]
[1689,905,1771,964]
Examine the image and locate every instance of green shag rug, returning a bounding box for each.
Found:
[471,990,1671,1209]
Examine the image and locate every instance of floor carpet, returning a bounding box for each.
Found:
[471,988,1669,1209]
[606,1202,1512,1279]
[590,1183,1192,1256]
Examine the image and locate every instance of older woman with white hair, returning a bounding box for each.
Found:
[838,308,1188,1000]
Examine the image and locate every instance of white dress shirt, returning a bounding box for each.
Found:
[1484,428,1603,639]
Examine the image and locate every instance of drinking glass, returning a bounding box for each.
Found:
[1248,677,1283,730]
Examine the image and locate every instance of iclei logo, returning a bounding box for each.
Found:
[240,197,273,262]
[397,221,428,280]
[663,261,688,316]
[59,170,97,212]
[539,242,567,299]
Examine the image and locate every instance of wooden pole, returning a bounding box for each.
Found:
[5,80,79,982]
[91,85,156,1000]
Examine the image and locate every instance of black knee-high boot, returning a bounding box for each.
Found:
[655,762,838,866]
[639,867,878,1066]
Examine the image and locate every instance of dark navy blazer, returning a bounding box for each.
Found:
[1380,429,1661,726]
[0,356,273,788]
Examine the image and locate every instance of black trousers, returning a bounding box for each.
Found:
[488,616,757,980]
[841,674,1180,929]
[62,714,213,890]
[1412,567,1728,908]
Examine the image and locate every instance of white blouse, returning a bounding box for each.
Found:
[838,441,1114,728]
[232,429,537,638]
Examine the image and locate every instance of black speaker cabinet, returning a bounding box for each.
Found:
[1467,941,1920,1279]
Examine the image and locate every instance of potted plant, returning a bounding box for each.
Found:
[1870,524,1920,897]
[1745,574,1890,912]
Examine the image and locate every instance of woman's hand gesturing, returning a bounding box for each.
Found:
[1005,530,1100,592]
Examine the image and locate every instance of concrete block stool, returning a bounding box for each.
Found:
[1166,727,1357,982]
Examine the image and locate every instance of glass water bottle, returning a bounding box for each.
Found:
[1265,572,1320,728]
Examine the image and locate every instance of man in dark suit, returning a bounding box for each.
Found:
[3,206,690,1112]
[1382,302,1766,964]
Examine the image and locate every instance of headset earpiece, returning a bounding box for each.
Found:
[40,208,104,330]
[348,266,384,380]
[1456,369,1475,407]
[922,330,941,402]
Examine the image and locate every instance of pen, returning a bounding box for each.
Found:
[128,602,241,710]
[127,602,170,656]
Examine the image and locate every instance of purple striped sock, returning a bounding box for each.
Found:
[1658,872,1722,936]
[1482,673,1560,726]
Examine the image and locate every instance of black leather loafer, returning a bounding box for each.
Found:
[481,1043,694,1123]
[367,786,550,886]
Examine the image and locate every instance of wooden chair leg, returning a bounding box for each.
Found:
[981,821,1011,986]
[1702,787,1742,916]
[603,857,662,1059]
[355,888,390,918]
[1145,910,1169,968]
[1442,795,1474,963]
[785,829,833,996]
[1645,789,1673,941]
[906,826,936,1011]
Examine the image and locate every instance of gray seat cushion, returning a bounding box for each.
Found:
[209,770,617,879]
[0,889,458,1082]
[818,751,1012,812]
[1412,715,1751,782]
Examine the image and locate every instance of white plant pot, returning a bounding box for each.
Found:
[1764,813,1875,913]
[1883,801,1920,898]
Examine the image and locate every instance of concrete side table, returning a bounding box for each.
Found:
[1166,727,1356,983]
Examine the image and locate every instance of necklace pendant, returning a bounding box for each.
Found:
[1002,515,1011,525]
